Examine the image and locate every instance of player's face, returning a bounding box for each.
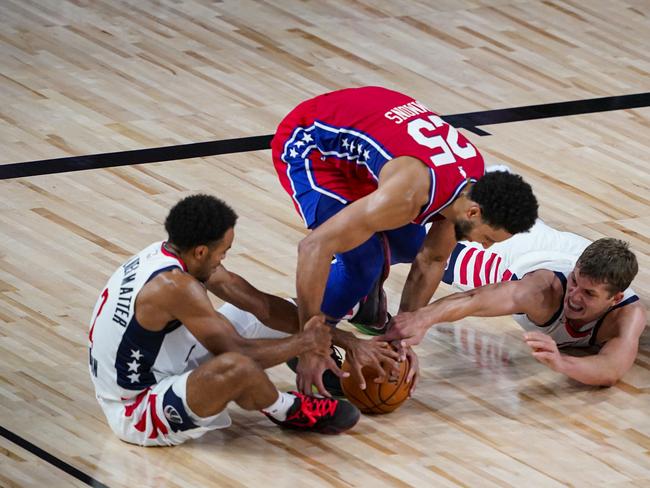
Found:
[564,268,623,322]
[455,218,511,248]
[194,227,235,282]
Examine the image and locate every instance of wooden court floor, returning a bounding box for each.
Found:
[1,0,649,486]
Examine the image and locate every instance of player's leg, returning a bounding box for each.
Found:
[348,223,427,334]
[308,194,386,323]
[385,223,427,265]
[320,234,386,321]
[187,352,279,416]
[217,302,292,340]
[186,353,359,436]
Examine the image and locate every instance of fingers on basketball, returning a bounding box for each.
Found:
[340,354,411,415]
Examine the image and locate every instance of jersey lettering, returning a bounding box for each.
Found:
[407,115,478,166]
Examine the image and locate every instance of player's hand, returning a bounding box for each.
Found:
[301,314,333,356]
[295,352,347,398]
[524,331,565,372]
[390,340,420,396]
[403,345,420,397]
[379,311,429,346]
[346,338,400,390]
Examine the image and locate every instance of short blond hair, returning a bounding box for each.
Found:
[576,238,638,295]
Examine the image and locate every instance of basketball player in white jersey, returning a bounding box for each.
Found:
[88,194,362,447]
[382,237,646,386]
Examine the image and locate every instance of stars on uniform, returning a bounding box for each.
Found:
[285,131,373,163]
[340,137,371,161]
[285,130,314,159]
[127,350,142,383]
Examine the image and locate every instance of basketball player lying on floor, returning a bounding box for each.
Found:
[89,194,398,447]
[382,223,646,387]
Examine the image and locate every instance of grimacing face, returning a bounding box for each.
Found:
[564,267,623,323]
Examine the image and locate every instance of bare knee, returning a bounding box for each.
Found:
[207,352,261,386]
[187,352,269,417]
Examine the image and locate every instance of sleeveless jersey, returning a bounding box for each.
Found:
[513,270,639,347]
[88,241,207,401]
[444,219,592,288]
[272,86,485,227]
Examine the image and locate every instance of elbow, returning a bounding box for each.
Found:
[298,233,328,261]
[580,373,620,388]
[298,234,317,256]
[596,373,622,387]
[415,249,447,269]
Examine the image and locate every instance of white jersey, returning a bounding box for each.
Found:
[443,219,590,288]
[513,271,640,347]
[88,241,207,402]
[443,219,638,347]
[88,244,293,446]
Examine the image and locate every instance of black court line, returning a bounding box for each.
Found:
[0,92,648,180]
[0,425,110,488]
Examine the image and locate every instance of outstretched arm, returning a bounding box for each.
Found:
[206,265,298,334]
[383,270,558,345]
[524,301,646,386]
[399,218,457,313]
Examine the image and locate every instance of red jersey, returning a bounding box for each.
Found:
[272,86,484,227]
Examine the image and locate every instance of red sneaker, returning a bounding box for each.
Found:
[265,391,360,434]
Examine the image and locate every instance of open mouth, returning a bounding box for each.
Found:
[566,298,583,313]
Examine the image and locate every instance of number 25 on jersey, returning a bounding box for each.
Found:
[407,115,477,167]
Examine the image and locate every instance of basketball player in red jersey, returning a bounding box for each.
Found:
[272,86,539,396]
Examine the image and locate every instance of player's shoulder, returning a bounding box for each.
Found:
[142,267,198,298]
[516,269,563,301]
[599,298,647,341]
[520,268,558,287]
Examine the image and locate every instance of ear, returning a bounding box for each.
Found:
[466,203,482,220]
[193,244,209,260]
[611,291,625,305]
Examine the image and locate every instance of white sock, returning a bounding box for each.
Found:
[262,391,296,421]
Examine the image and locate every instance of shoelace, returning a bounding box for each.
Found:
[290,393,338,426]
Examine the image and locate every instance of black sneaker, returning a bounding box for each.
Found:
[348,277,391,336]
[265,391,360,434]
[286,346,344,397]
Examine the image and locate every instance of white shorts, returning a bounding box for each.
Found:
[98,303,290,447]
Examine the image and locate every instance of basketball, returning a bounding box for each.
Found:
[340,355,411,414]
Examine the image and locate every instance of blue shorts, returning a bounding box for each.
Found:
[314,195,426,320]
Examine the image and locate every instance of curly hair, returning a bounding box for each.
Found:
[576,238,638,294]
[469,171,538,234]
[165,194,238,251]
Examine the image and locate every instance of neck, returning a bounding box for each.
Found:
[440,195,466,220]
[163,241,189,271]
[163,241,181,256]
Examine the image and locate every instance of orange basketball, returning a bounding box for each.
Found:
[340,356,411,414]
